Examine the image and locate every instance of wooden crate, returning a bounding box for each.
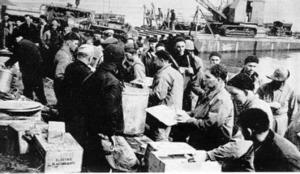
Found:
[33,133,83,173]
[147,151,221,172]
[145,142,221,172]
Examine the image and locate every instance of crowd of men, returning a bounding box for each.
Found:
[2,14,300,172]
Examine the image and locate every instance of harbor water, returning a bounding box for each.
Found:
[199,51,300,96]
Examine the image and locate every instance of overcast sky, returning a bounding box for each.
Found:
[9,0,300,31]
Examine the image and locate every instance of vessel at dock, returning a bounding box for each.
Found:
[138,0,300,53]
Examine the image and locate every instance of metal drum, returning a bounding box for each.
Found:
[0,68,13,93]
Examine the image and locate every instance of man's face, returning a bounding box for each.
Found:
[153,57,164,69]
[25,16,31,24]
[94,34,101,40]
[4,15,9,21]
[175,41,185,56]
[209,56,221,65]
[227,86,247,105]
[149,42,157,51]
[244,62,258,75]
[203,70,219,90]
[124,52,135,67]
[68,40,79,52]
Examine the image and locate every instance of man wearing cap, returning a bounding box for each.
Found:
[81,44,124,171]
[187,73,273,171]
[54,32,80,110]
[142,37,158,77]
[101,29,118,48]
[61,44,94,146]
[122,44,146,82]
[5,31,48,105]
[227,73,274,129]
[147,50,184,141]
[234,55,261,92]
[19,15,39,44]
[207,52,221,66]
[171,38,202,111]
[257,67,298,136]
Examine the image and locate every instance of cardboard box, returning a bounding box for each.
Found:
[33,133,83,173]
[145,142,221,172]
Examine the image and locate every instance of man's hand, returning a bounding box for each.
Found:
[176,110,191,123]
[179,67,185,74]
[193,150,208,162]
[187,67,194,75]
[268,101,281,109]
[0,62,6,69]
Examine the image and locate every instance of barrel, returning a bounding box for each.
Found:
[0,68,13,93]
[122,85,149,135]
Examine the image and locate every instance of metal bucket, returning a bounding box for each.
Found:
[0,68,13,93]
[122,85,149,135]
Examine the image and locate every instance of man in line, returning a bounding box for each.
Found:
[189,51,222,107]
[183,39,203,111]
[208,51,222,66]
[147,50,184,141]
[257,67,298,135]
[53,32,80,115]
[171,38,202,111]
[142,37,158,77]
[19,15,39,44]
[234,55,261,92]
[5,31,48,105]
[101,29,118,49]
[81,44,125,171]
[61,44,93,146]
[122,44,146,82]
[176,64,234,150]
[227,73,274,128]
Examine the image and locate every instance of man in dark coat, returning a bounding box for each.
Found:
[238,108,300,171]
[61,44,93,146]
[5,31,47,105]
[81,44,124,171]
[19,15,39,44]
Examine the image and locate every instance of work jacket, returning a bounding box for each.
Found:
[82,63,124,136]
[5,39,43,79]
[187,86,234,150]
[254,130,300,171]
[149,64,184,110]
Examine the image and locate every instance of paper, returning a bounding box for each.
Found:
[130,77,153,87]
[145,105,178,126]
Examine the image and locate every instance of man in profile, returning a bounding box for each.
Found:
[238,108,300,171]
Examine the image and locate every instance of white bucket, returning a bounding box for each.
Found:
[122,86,149,135]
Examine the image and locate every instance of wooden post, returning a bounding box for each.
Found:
[1,5,7,49]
